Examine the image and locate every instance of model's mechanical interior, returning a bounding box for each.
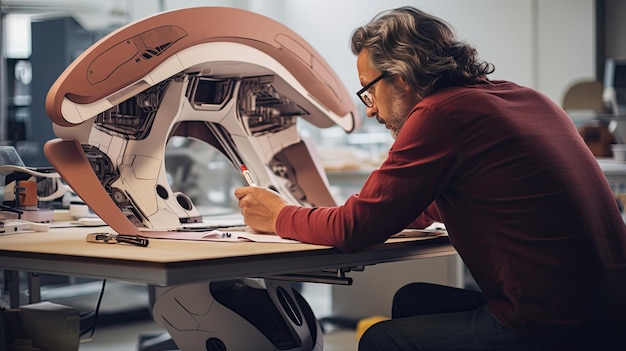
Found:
[43,6,358,235]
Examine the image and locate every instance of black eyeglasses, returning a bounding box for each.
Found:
[356,72,389,108]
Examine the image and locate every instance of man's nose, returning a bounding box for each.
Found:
[366,105,378,118]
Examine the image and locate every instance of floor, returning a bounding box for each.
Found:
[70,281,359,351]
[78,319,357,351]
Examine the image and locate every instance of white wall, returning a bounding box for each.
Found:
[122,0,595,107]
[536,0,596,104]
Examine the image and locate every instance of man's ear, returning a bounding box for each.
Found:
[393,75,412,93]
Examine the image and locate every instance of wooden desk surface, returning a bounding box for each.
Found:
[0,226,454,286]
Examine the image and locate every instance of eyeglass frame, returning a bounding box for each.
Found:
[356,71,389,108]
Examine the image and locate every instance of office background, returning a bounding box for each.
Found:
[1,0,625,169]
[1,0,626,346]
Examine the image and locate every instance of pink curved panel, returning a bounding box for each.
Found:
[46,7,356,129]
[44,139,141,235]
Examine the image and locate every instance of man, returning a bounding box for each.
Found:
[235,6,626,351]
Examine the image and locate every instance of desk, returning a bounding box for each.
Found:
[0,227,451,350]
[0,226,454,290]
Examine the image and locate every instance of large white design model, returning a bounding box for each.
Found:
[152,279,323,350]
[44,7,357,235]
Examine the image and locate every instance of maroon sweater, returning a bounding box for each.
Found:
[276,80,626,340]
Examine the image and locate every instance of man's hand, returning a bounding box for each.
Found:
[234,186,289,234]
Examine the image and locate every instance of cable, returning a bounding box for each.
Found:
[79,279,107,343]
[204,121,245,169]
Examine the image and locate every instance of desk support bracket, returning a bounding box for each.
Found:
[263,266,365,285]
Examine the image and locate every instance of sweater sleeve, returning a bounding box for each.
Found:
[275,104,457,252]
[405,202,443,228]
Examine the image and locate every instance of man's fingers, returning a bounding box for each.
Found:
[234,186,251,200]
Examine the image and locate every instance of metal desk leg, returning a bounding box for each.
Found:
[1,271,40,308]
[28,273,40,304]
[5,270,20,308]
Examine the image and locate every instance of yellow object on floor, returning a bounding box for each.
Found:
[355,315,390,341]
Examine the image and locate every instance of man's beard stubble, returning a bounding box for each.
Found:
[385,93,417,139]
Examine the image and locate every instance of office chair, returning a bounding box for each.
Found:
[562,80,606,113]
[562,80,614,156]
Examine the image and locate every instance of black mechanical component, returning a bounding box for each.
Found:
[269,156,308,205]
[94,77,174,139]
[82,145,145,225]
[238,76,306,136]
[186,76,235,110]
[81,145,119,188]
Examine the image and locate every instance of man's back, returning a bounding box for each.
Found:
[424,80,626,340]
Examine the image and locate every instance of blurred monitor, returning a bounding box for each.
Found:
[603,58,626,114]
[0,146,26,167]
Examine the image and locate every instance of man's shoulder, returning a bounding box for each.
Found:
[429,80,531,101]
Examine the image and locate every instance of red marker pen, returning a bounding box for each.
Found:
[240,164,257,186]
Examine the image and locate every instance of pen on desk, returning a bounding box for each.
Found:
[86,232,149,247]
[240,164,257,186]
[116,234,150,247]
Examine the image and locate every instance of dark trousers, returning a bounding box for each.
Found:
[358,283,541,351]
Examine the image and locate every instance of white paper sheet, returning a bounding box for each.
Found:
[138,229,299,243]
